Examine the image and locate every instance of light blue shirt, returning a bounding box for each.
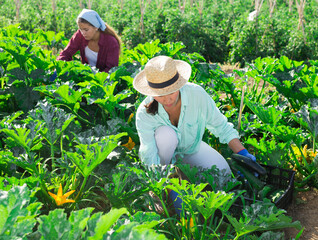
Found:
[135,83,240,165]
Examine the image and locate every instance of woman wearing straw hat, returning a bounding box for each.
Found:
[134,55,255,168]
[133,55,255,215]
[57,9,121,73]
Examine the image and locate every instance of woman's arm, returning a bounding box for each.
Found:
[57,30,82,61]
[228,138,245,153]
[203,90,240,144]
[136,105,161,165]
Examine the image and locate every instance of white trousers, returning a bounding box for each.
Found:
[155,126,231,173]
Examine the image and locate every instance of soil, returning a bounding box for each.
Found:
[284,188,318,239]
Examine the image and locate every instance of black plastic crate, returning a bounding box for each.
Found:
[259,164,295,209]
[231,164,295,214]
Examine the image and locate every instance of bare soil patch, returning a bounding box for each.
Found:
[284,189,318,239]
[220,63,241,75]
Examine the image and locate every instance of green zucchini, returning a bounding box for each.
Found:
[258,185,274,200]
[231,154,266,176]
[231,160,265,190]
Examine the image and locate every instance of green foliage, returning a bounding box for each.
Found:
[0,184,42,239]
[103,163,149,210]
[293,100,318,149]
[245,100,284,126]
[176,162,240,192]
[36,207,166,240]
[67,133,126,178]
[245,137,288,167]
[227,200,301,239]
[0,24,313,239]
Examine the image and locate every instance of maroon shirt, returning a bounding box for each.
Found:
[57,30,119,73]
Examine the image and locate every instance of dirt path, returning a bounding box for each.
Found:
[284,188,318,239]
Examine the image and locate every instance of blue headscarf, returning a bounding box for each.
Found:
[77,9,107,31]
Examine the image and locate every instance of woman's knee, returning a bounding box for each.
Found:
[183,142,231,173]
[155,126,178,148]
[155,126,178,165]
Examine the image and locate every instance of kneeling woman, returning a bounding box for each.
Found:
[134,55,254,170]
[133,56,255,214]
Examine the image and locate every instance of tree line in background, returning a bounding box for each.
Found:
[1,0,317,65]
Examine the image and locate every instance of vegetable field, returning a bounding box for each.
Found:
[1,0,318,239]
[1,0,318,64]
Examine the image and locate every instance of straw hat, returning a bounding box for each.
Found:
[133,56,192,96]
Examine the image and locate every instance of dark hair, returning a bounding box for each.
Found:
[77,18,122,54]
[145,100,158,115]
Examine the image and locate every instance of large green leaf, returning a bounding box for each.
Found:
[103,163,149,209]
[11,85,42,112]
[194,191,234,220]
[28,101,76,146]
[168,178,208,209]
[52,83,90,112]
[142,164,175,195]
[68,208,95,239]
[1,128,32,152]
[245,100,283,125]
[37,207,165,240]
[66,133,126,178]
[110,221,167,240]
[87,81,131,117]
[0,185,42,239]
[0,176,40,191]
[107,62,139,85]
[293,102,318,140]
[226,200,301,238]
[159,41,186,57]
[1,118,43,152]
[299,74,318,99]
[176,163,199,184]
[251,57,277,75]
[37,208,94,240]
[93,209,166,240]
[126,39,161,64]
[37,209,71,240]
[0,37,32,70]
[35,29,66,50]
[88,208,128,240]
[260,124,302,143]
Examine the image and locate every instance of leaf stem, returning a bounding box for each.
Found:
[74,175,88,202]
[159,190,181,240]
[51,143,55,170]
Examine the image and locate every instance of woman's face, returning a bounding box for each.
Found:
[78,22,98,40]
[154,90,180,109]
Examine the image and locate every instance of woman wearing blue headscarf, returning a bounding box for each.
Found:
[57,9,121,73]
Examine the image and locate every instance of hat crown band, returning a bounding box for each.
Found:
[147,72,179,89]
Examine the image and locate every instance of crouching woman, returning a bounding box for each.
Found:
[133,56,255,215]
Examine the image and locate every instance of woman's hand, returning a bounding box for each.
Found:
[237,148,256,162]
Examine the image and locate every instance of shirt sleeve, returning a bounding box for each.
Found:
[57,31,82,61]
[135,104,161,165]
[202,90,240,144]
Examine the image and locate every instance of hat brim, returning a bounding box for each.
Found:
[133,60,191,96]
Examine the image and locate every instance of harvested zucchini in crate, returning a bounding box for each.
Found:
[227,154,296,213]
